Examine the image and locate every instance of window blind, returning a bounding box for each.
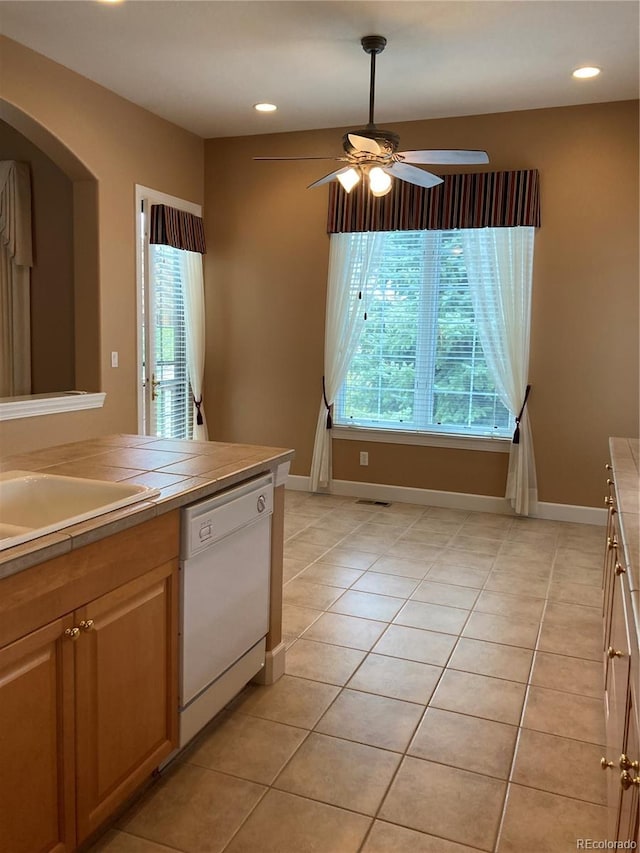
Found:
[335,229,512,437]
[149,243,193,440]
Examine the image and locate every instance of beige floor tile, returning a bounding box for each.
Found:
[491,558,552,580]
[224,789,371,853]
[399,528,452,547]
[352,571,421,598]
[522,686,605,744]
[362,821,479,853]
[284,540,330,564]
[273,732,400,816]
[554,565,602,587]
[347,654,442,704]
[282,578,343,610]
[431,670,526,725]
[499,539,556,560]
[411,580,479,609]
[89,830,179,853]
[426,563,489,588]
[386,541,444,562]
[458,521,509,541]
[426,507,471,523]
[236,675,340,729]
[409,707,518,779]
[412,517,464,536]
[290,527,344,548]
[297,563,363,588]
[538,621,601,662]
[556,545,602,569]
[504,526,559,546]
[544,601,602,633]
[497,784,607,852]
[512,728,607,804]
[484,572,548,598]
[315,688,424,752]
[118,763,264,853]
[318,548,379,570]
[465,512,513,530]
[531,651,603,698]
[547,580,602,608]
[282,558,308,584]
[394,600,469,635]
[184,713,307,785]
[370,555,431,579]
[318,548,378,572]
[285,639,366,685]
[449,534,502,556]
[373,625,457,666]
[329,589,404,621]
[473,590,545,622]
[282,604,322,638]
[462,611,540,649]
[438,549,496,571]
[448,637,533,683]
[380,756,505,850]
[301,612,386,651]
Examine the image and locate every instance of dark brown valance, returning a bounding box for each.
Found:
[150,204,206,254]
[327,169,540,233]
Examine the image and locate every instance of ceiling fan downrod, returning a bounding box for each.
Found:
[361,35,387,128]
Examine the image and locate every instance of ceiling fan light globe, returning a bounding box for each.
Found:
[369,166,392,197]
[337,168,360,193]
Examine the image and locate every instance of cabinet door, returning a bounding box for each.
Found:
[605,571,631,838]
[0,616,75,853]
[617,685,640,843]
[74,561,178,842]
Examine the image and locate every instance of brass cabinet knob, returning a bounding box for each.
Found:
[615,562,626,576]
[601,757,614,769]
[620,770,640,790]
[79,619,94,632]
[605,496,614,507]
[608,536,618,551]
[619,754,639,771]
[607,647,624,659]
[606,478,615,487]
[64,627,80,641]
[605,463,613,471]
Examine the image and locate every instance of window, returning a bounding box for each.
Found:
[334,229,513,438]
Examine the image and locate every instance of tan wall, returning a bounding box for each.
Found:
[204,100,639,507]
[0,118,75,393]
[0,37,204,455]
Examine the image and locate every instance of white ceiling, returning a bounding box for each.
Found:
[0,0,638,139]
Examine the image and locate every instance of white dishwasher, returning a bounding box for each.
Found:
[179,473,273,747]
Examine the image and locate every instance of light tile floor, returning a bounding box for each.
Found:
[93,491,609,853]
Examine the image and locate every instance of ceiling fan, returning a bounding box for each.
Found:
[254,35,489,197]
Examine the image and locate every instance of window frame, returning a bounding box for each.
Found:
[332,227,517,447]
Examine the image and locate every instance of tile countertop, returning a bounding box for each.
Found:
[0,434,295,581]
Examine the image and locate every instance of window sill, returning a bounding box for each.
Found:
[331,425,511,453]
[0,392,106,422]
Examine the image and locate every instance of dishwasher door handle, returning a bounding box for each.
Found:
[257,494,266,513]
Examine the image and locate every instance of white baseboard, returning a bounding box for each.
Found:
[286,474,607,526]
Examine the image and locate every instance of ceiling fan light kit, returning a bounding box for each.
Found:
[255,35,490,195]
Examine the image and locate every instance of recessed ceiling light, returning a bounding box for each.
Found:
[572,66,601,79]
[254,103,277,113]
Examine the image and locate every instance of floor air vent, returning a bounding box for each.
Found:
[356,499,392,507]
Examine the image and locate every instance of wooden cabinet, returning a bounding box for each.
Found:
[0,513,179,852]
[602,464,640,845]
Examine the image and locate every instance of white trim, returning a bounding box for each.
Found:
[0,392,106,421]
[286,474,607,526]
[134,185,202,436]
[274,461,291,488]
[332,426,511,453]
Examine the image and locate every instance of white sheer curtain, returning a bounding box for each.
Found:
[310,231,386,491]
[461,226,537,515]
[179,249,208,440]
[0,161,33,397]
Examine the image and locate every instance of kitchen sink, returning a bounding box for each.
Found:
[0,471,160,551]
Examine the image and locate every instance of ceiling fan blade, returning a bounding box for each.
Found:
[386,163,444,189]
[397,149,490,165]
[348,134,382,155]
[308,167,353,189]
[253,156,339,161]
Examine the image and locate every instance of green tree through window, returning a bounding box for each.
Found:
[336,230,512,437]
